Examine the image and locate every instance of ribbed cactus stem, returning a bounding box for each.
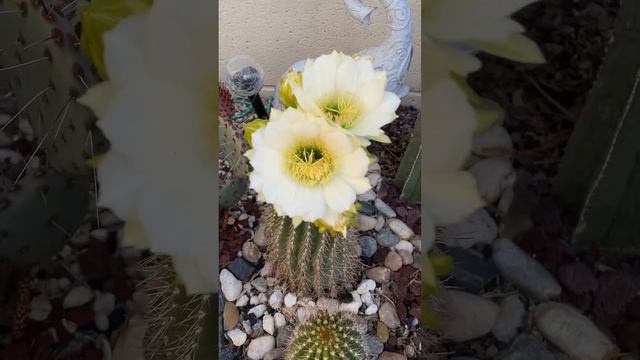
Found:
[286,313,368,360]
[263,206,361,297]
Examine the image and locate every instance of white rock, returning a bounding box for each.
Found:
[236,295,249,307]
[375,216,385,231]
[263,314,275,335]
[356,279,376,295]
[535,302,616,360]
[360,292,373,306]
[61,319,78,334]
[492,295,525,343]
[248,304,267,318]
[339,291,362,314]
[441,209,497,249]
[394,240,414,253]
[316,297,340,314]
[29,294,52,321]
[439,290,499,342]
[227,328,248,347]
[367,173,382,187]
[247,336,275,359]
[356,214,377,231]
[220,269,242,302]
[95,314,109,332]
[492,238,561,301]
[284,293,297,308]
[365,304,379,315]
[374,198,397,218]
[357,189,377,202]
[469,158,516,204]
[258,293,268,304]
[274,312,286,328]
[253,225,268,248]
[250,296,260,305]
[90,228,109,241]
[388,219,414,240]
[297,307,309,322]
[472,125,513,158]
[93,292,116,315]
[368,162,381,172]
[269,290,283,310]
[260,261,274,277]
[63,286,94,309]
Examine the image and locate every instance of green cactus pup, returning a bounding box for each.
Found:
[285,313,368,360]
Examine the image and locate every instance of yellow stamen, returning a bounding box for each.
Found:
[285,141,335,186]
[318,91,364,130]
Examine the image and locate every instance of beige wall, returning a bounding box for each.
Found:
[219,0,421,106]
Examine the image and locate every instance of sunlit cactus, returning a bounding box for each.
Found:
[263,206,361,297]
[285,313,368,360]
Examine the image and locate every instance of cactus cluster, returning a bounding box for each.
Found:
[263,206,361,297]
[285,313,368,360]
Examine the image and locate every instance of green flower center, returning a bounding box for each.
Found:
[286,142,335,186]
[318,91,363,129]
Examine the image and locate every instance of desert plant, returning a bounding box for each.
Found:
[0,0,98,265]
[138,255,217,360]
[285,312,368,360]
[219,115,249,208]
[263,205,361,297]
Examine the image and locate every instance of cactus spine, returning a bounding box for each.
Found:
[264,206,361,297]
[285,313,368,360]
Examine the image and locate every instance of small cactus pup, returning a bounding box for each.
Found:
[286,312,368,360]
[263,205,361,297]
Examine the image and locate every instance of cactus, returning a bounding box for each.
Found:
[285,313,368,360]
[263,206,361,297]
[138,255,217,360]
[0,0,99,265]
[394,115,421,203]
[218,116,249,208]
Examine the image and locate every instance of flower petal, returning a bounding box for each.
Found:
[323,177,356,213]
[102,15,147,84]
[424,171,484,225]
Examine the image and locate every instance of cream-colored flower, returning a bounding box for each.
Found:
[291,51,401,144]
[78,0,217,294]
[245,108,371,227]
[423,0,544,75]
[423,41,484,251]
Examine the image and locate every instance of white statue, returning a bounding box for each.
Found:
[274,0,413,109]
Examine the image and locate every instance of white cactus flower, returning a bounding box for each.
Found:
[245,108,371,228]
[78,0,217,294]
[423,0,544,75]
[291,51,401,145]
[423,41,484,252]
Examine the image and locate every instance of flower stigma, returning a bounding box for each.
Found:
[318,91,364,130]
[286,141,336,186]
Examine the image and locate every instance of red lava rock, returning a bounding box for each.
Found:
[562,290,592,312]
[395,206,408,219]
[405,207,421,233]
[629,296,640,320]
[396,301,408,324]
[111,275,134,302]
[409,304,421,319]
[517,228,570,273]
[78,240,111,280]
[532,197,563,234]
[558,262,597,295]
[82,343,103,360]
[386,335,397,347]
[54,320,74,347]
[613,321,640,354]
[32,332,55,360]
[1,341,29,360]
[409,281,421,298]
[65,304,95,328]
[593,271,637,326]
[372,248,389,264]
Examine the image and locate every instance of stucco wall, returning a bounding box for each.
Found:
[219,0,421,105]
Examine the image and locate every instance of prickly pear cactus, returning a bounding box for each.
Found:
[219,113,249,208]
[0,0,99,265]
[138,255,217,360]
[263,206,361,297]
[285,312,368,360]
[0,0,104,175]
